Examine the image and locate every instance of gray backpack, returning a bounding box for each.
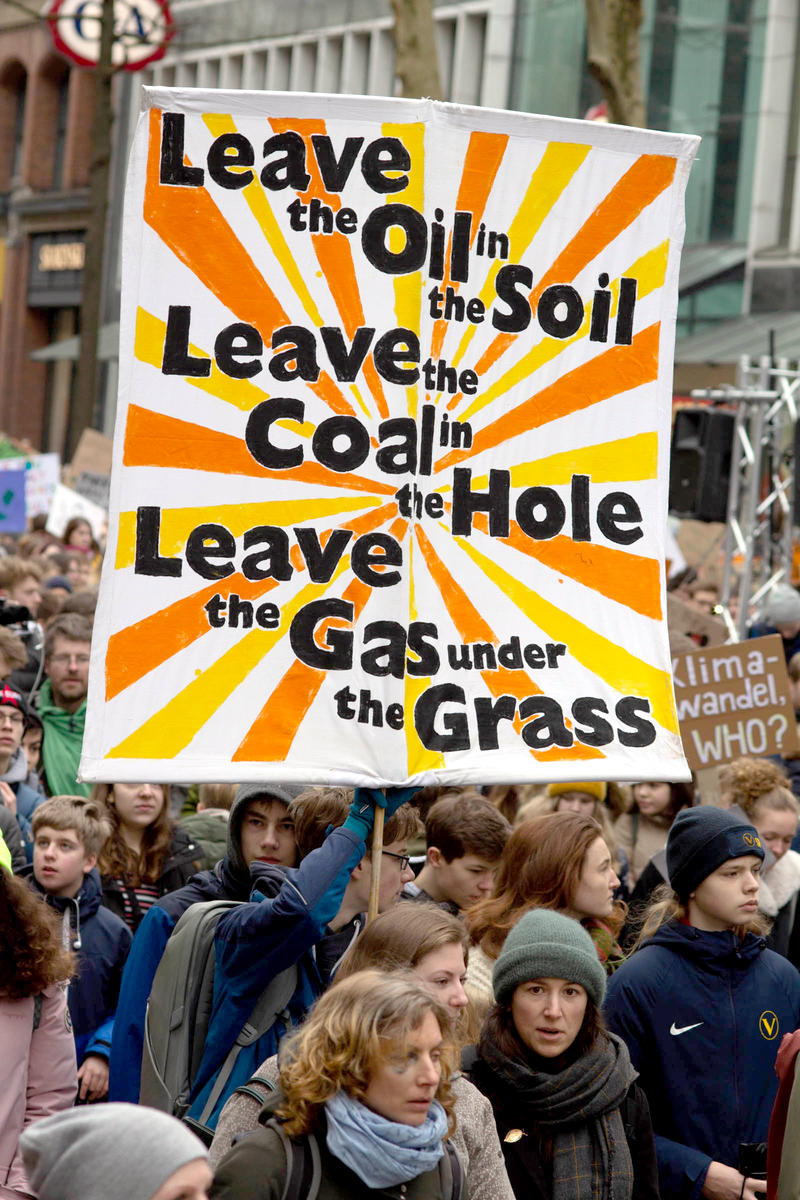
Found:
[139,899,297,1139]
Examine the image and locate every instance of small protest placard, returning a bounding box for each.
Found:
[672,634,799,769]
[0,469,27,532]
[0,453,60,518]
[45,484,107,541]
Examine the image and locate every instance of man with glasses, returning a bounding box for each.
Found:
[0,681,46,861]
[37,613,93,798]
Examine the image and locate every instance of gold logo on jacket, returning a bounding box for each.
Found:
[759,1011,779,1040]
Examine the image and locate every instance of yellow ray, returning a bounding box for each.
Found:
[115,496,383,568]
[439,433,658,493]
[107,562,351,759]
[203,114,326,330]
[384,121,425,416]
[448,143,592,374]
[404,535,445,773]
[458,240,670,422]
[454,537,679,734]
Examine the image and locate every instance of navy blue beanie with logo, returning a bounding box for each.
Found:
[666,805,765,900]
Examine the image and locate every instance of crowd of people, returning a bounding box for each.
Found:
[4,522,800,1199]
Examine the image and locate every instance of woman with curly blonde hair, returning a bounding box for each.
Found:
[0,867,77,1198]
[210,971,460,1200]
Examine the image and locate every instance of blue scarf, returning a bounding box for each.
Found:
[324,1091,448,1187]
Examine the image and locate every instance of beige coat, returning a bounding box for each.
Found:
[209,1054,514,1200]
[614,810,673,884]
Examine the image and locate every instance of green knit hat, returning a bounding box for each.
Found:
[492,909,606,1007]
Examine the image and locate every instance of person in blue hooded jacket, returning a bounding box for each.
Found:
[30,795,133,1100]
[186,784,419,1134]
[109,781,303,1103]
[606,805,800,1200]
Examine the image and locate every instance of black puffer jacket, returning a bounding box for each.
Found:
[464,1041,660,1200]
[101,824,202,930]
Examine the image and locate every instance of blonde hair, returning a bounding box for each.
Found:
[744,786,799,820]
[277,969,455,1138]
[32,795,111,858]
[718,757,789,810]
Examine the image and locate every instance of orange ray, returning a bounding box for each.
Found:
[122,405,396,494]
[413,525,603,760]
[270,117,389,419]
[105,501,399,700]
[430,131,508,362]
[474,154,676,377]
[436,322,660,472]
[233,517,408,760]
[145,108,357,419]
[471,520,662,619]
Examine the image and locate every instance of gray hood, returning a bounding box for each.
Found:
[226,781,306,879]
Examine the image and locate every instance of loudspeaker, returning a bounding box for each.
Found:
[668,407,735,522]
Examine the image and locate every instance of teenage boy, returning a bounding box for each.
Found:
[605,806,800,1200]
[0,682,45,858]
[31,795,133,1102]
[0,556,45,695]
[109,782,303,1102]
[403,790,511,914]
[186,785,419,1132]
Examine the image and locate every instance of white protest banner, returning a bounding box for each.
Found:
[672,634,799,770]
[46,483,107,541]
[1,453,60,518]
[81,90,698,786]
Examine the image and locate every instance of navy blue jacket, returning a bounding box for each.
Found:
[187,824,365,1129]
[605,921,800,1199]
[34,867,132,1063]
[108,856,247,1102]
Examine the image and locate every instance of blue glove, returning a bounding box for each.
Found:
[344,786,420,840]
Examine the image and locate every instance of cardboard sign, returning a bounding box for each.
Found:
[80,90,699,785]
[0,469,27,532]
[0,453,60,518]
[73,471,111,510]
[673,635,799,769]
[67,428,113,481]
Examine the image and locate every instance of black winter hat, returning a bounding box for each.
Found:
[666,805,765,900]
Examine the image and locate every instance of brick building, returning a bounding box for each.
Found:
[0,9,93,452]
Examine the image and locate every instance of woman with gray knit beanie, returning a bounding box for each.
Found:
[464,909,659,1200]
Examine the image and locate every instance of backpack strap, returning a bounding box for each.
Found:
[267,1120,321,1200]
[32,993,43,1032]
[440,1141,463,1200]
[237,1072,277,1109]
[196,964,297,1128]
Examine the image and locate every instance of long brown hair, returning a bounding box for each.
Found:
[481,991,605,1065]
[92,782,174,886]
[0,870,75,998]
[465,812,617,959]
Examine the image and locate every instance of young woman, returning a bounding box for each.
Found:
[20,1104,211,1200]
[606,806,800,1200]
[209,905,515,1200]
[464,813,623,1022]
[92,782,201,932]
[210,971,458,1200]
[466,908,659,1200]
[737,784,800,963]
[615,780,695,885]
[0,868,76,1199]
[62,518,98,557]
[518,782,631,900]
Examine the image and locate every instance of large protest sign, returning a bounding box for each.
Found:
[80,90,698,785]
[673,635,799,770]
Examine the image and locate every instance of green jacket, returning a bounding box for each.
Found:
[180,810,229,869]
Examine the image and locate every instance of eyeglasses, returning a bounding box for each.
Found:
[0,711,23,727]
[49,653,91,666]
[382,850,411,871]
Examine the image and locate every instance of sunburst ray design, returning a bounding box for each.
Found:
[83,97,695,782]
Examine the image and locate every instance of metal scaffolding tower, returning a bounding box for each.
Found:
[690,354,799,641]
